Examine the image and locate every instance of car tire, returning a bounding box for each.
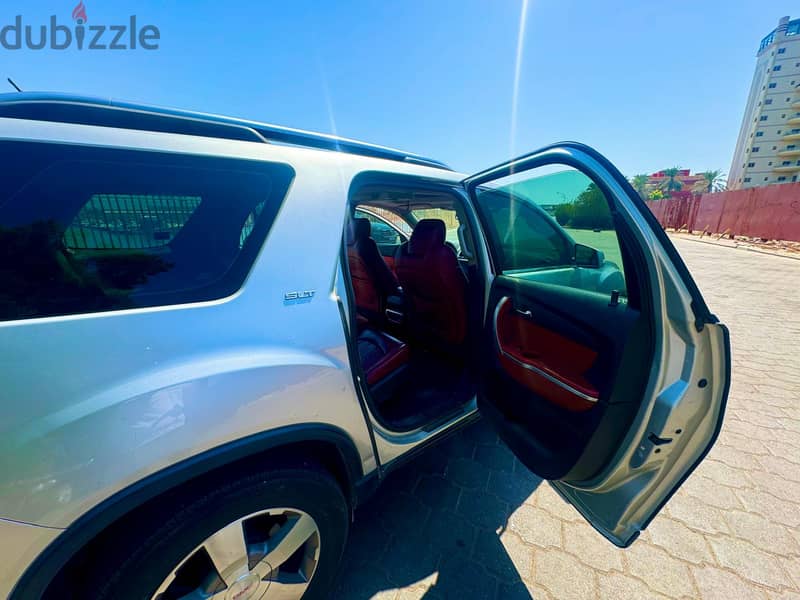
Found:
[83,462,349,600]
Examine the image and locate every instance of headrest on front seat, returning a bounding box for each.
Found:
[346,217,372,245]
[408,219,446,255]
[353,218,371,241]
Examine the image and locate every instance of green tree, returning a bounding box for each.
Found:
[553,203,573,226]
[631,174,649,200]
[699,170,726,193]
[569,183,613,230]
[659,167,683,192]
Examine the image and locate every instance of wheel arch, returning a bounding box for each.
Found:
[10,423,364,600]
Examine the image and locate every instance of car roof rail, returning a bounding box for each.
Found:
[0,92,452,170]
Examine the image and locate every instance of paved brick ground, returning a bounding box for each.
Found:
[333,237,800,599]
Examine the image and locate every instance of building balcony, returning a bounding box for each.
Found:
[782,133,800,142]
[772,164,800,173]
[792,102,800,111]
[787,117,800,126]
[777,148,800,158]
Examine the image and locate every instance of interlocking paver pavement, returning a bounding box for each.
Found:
[333,236,800,599]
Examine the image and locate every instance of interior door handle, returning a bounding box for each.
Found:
[515,308,532,318]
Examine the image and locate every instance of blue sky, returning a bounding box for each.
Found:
[3,1,799,178]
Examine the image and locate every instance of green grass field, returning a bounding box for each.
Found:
[563,228,624,268]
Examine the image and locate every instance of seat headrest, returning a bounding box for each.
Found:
[353,218,371,241]
[347,217,371,245]
[408,219,446,255]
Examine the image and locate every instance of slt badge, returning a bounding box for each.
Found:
[284,290,316,303]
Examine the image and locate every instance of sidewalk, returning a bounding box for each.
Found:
[669,231,800,261]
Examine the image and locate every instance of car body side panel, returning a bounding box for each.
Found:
[0,119,460,531]
[0,172,366,526]
[0,519,61,599]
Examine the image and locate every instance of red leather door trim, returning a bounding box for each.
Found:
[494,297,599,412]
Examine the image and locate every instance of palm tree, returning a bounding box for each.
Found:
[631,174,649,199]
[659,167,683,192]
[699,170,726,193]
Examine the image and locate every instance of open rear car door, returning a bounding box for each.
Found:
[463,143,731,547]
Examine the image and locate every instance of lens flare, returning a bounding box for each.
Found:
[510,0,530,165]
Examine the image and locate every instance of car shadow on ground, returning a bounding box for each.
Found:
[331,419,543,599]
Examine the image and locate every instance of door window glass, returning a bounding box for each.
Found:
[474,164,627,297]
[354,209,403,245]
[0,141,294,321]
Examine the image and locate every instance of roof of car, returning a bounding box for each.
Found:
[0,92,452,171]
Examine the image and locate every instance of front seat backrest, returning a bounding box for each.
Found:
[347,217,399,323]
[395,219,467,346]
[353,218,399,298]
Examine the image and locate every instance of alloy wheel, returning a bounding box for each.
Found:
[152,507,320,600]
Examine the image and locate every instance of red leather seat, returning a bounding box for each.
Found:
[346,218,399,325]
[357,329,409,386]
[395,219,467,347]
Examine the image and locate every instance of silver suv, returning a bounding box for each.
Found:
[0,93,730,599]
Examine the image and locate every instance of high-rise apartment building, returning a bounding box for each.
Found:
[729,16,800,189]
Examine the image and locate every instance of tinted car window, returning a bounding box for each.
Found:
[355,206,412,237]
[63,194,203,250]
[0,141,294,321]
[474,164,627,297]
[477,189,572,270]
[354,209,403,245]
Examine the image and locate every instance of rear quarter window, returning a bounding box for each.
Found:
[0,141,294,321]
